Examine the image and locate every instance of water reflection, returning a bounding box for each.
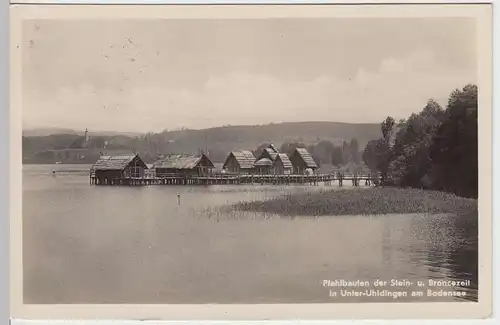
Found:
[447,212,478,301]
[23,165,478,304]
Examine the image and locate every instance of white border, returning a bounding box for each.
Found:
[7,0,498,324]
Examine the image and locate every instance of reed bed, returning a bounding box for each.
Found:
[190,204,278,222]
[230,187,478,217]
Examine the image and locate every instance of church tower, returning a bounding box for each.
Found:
[81,128,90,148]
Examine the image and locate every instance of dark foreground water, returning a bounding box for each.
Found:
[23,164,478,304]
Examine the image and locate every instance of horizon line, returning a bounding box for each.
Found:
[22,120,385,135]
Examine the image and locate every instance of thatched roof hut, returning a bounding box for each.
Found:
[254,157,273,167]
[153,153,214,176]
[91,154,148,184]
[254,157,273,174]
[92,154,148,171]
[276,153,292,168]
[223,150,256,173]
[289,147,318,174]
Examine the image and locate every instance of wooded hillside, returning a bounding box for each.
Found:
[23,121,381,164]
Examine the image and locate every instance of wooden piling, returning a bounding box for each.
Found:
[89,172,377,187]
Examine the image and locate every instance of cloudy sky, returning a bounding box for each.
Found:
[22,18,477,133]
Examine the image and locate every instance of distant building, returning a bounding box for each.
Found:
[82,128,90,148]
[223,150,256,174]
[289,147,318,174]
[273,153,293,175]
[91,154,148,184]
[153,153,214,177]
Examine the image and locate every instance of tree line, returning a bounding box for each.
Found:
[362,84,478,198]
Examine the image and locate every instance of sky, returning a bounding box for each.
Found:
[22,18,477,133]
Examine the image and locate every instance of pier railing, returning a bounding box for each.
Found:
[89,169,381,186]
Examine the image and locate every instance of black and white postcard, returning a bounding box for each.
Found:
[9,3,493,320]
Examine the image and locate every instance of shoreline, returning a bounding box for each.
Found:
[230,187,478,217]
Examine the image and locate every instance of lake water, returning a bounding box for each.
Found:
[23,164,478,304]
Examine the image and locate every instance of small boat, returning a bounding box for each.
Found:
[55,161,62,164]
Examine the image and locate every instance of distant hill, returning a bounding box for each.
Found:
[22,128,79,137]
[22,121,382,164]
[22,128,144,137]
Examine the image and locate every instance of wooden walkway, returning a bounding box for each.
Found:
[90,171,379,187]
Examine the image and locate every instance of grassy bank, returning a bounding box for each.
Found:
[231,187,478,217]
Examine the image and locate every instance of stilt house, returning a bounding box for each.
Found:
[91,154,148,185]
[153,153,214,177]
[255,144,280,174]
[289,147,318,174]
[273,153,293,175]
[223,150,256,174]
[254,157,273,174]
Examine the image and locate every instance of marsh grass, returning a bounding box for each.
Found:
[229,187,478,217]
[191,205,277,222]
